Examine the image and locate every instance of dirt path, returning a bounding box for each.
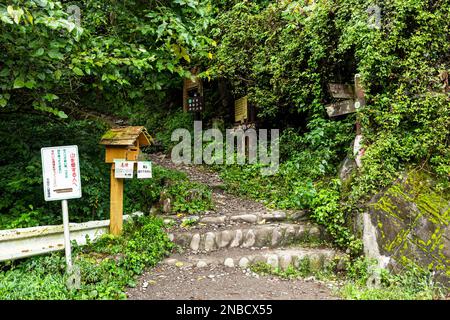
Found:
[149,153,268,217]
[126,153,340,300]
[127,265,337,300]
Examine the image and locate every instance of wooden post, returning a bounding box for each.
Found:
[354,74,366,135]
[110,163,124,235]
[354,74,366,168]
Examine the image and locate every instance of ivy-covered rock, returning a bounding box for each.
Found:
[368,170,450,287]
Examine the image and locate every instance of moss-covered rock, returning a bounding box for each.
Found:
[368,170,450,287]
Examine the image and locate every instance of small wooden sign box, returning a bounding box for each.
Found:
[100,126,152,235]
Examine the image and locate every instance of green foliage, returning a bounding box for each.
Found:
[340,257,446,300]
[0,215,173,300]
[141,109,194,153]
[208,0,449,254]
[310,183,362,253]
[211,0,449,197]
[125,165,213,215]
[0,113,110,228]
[167,181,213,214]
[0,0,82,117]
[1,0,216,117]
[250,259,313,279]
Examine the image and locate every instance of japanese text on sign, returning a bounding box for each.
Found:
[114,160,134,179]
[137,161,152,179]
[41,145,82,201]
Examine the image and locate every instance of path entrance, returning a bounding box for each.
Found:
[127,154,343,300]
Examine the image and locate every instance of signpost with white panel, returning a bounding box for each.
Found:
[41,145,82,277]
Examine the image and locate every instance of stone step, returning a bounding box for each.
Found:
[168,223,327,252]
[159,209,310,228]
[163,247,346,272]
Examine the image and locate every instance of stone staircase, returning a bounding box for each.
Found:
[160,211,346,273]
[149,153,346,276]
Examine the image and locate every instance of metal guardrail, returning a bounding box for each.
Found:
[0,212,143,262]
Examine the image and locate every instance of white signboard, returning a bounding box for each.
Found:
[114,160,134,179]
[137,161,152,179]
[41,145,82,202]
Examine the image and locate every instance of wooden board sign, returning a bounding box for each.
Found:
[235,96,248,123]
[187,95,203,112]
[137,161,152,179]
[183,74,203,113]
[114,160,134,179]
[326,100,356,117]
[328,83,354,99]
[326,74,366,118]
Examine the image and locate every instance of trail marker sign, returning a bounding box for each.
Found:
[41,145,82,201]
[326,74,366,118]
[114,160,134,179]
[137,161,152,179]
[328,83,355,99]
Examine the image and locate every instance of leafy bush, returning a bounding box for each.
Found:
[340,258,445,300]
[216,119,359,251]
[143,110,194,153]
[166,181,213,214]
[0,113,110,228]
[125,165,213,215]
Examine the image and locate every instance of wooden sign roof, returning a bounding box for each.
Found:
[99,126,152,147]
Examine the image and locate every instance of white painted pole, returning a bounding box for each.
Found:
[61,200,73,272]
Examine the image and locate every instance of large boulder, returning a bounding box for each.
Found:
[366,171,450,287]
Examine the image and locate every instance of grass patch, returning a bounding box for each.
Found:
[0,215,173,300]
[339,258,446,300]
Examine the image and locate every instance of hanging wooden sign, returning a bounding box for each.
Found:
[326,74,366,118]
[235,96,248,123]
[328,83,355,99]
[326,99,356,117]
[183,72,204,113]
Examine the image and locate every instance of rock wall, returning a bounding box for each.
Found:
[366,170,450,287]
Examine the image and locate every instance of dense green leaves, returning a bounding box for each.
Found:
[208,0,449,252]
[0,0,216,117]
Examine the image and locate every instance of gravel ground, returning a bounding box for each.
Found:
[127,264,340,300]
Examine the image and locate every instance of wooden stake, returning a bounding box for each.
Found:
[110,163,124,235]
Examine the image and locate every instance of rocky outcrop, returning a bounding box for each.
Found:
[366,170,450,287]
